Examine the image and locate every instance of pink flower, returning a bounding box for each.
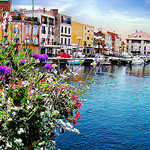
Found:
[73,117,77,125]
[72,95,79,101]
[1,45,6,48]
[55,85,65,94]
[75,112,81,120]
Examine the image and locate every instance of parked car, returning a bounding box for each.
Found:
[57,52,71,58]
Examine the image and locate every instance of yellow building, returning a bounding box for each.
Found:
[72,21,94,54]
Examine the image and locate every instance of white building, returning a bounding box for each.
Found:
[126,30,150,55]
[115,35,121,53]
[50,9,72,55]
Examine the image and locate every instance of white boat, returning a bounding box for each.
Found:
[67,59,83,65]
[132,56,144,65]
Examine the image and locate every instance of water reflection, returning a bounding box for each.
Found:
[126,65,150,78]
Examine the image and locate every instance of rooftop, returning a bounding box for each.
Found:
[127,31,150,41]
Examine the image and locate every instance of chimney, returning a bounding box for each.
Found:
[43,8,45,13]
[50,9,58,16]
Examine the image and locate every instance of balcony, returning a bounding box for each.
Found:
[24,17,38,22]
[12,16,22,21]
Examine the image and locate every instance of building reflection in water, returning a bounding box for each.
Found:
[126,64,150,78]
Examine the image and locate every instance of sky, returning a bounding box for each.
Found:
[12,0,150,41]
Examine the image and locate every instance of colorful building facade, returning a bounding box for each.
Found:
[126,30,150,55]
[72,21,94,54]
[25,11,56,55]
[50,9,72,55]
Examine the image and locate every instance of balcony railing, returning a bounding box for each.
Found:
[12,16,22,21]
[24,17,38,22]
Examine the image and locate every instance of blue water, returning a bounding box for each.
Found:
[56,65,150,150]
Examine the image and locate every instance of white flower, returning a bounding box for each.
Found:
[4,12,9,19]
[12,112,16,115]
[18,128,25,134]
[6,142,12,148]
[14,138,22,143]
[8,15,12,23]
[59,119,66,126]
[72,128,80,134]
[65,127,71,131]
[91,61,97,67]
[7,118,12,121]
[66,122,73,128]
[52,140,55,144]
[54,110,59,114]
[11,106,19,110]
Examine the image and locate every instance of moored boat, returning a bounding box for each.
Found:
[132,56,144,65]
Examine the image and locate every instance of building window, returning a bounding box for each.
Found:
[61,16,64,23]
[64,16,67,23]
[4,25,8,32]
[68,28,70,34]
[1,6,4,11]
[67,18,71,24]
[48,27,50,34]
[68,38,70,45]
[139,46,141,51]
[88,44,91,47]
[26,37,30,45]
[87,35,89,40]
[61,38,63,44]
[91,28,93,32]
[52,27,54,35]
[91,36,93,40]
[144,46,146,51]
[33,25,38,35]
[14,27,17,34]
[61,26,63,33]
[41,26,46,34]
[4,36,7,44]
[47,38,50,45]
[26,24,30,35]
[65,38,67,45]
[16,38,19,44]
[33,38,38,44]
[85,27,86,30]
[87,28,90,32]
[65,27,67,33]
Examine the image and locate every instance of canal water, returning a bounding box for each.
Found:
[56,64,150,150]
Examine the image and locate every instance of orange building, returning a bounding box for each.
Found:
[0,0,12,20]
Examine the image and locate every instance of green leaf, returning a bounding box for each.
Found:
[52,112,57,116]
[0,112,4,117]
[83,87,86,91]
[80,91,84,94]
[60,127,65,133]
[5,87,12,101]
[52,64,58,68]
[79,59,82,64]
[63,71,67,76]
[42,84,48,88]
[28,106,39,120]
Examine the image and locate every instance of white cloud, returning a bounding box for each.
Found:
[12,0,74,12]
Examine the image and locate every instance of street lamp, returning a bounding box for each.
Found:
[75,36,83,57]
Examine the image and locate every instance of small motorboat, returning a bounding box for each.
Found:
[67,59,83,65]
[132,56,144,65]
